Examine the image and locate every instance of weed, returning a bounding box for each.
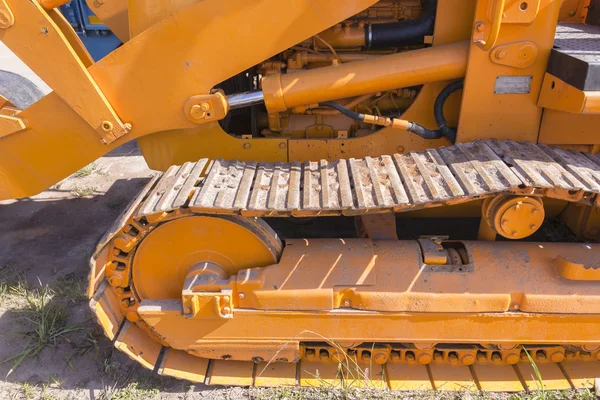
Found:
[1,283,83,377]
[54,273,87,303]
[71,185,97,198]
[73,163,98,178]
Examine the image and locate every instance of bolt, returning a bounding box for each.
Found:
[433,351,443,362]
[405,352,415,362]
[477,351,487,362]
[417,353,432,364]
[396,146,405,153]
[243,143,251,149]
[511,302,520,310]
[222,295,230,303]
[190,104,207,120]
[40,26,49,35]
[222,306,232,314]
[565,350,576,359]
[95,0,105,5]
[475,22,486,32]
[279,142,286,149]
[124,123,132,130]
[529,224,536,230]
[506,353,520,364]
[532,208,539,214]
[511,230,519,237]
[252,357,264,363]
[448,353,459,364]
[492,353,502,362]
[550,351,565,363]
[581,351,592,360]
[101,121,113,132]
[238,292,245,299]
[495,50,507,60]
[462,354,475,365]
[374,353,387,364]
[501,219,508,226]
[343,299,351,307]
[108,276,121,287]
[361,352,371,361]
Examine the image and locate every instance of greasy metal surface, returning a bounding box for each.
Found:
[137,140,600,219]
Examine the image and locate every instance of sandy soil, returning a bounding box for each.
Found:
[0,142,236,399]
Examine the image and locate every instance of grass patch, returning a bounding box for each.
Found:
[73,163,98,178]
[1,283,83,377]
[71,185,97,198]
[0,264,30,307]
[99,382,159,400]
[54,273,87,303]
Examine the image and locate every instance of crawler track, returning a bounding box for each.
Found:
[89,139,600,391]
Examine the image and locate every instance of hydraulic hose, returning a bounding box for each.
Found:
[318,79,464,142]
[367,0,437,49]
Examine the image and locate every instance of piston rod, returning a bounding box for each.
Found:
[227,91,265,110]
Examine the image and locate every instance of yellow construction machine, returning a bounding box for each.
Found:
[3,0,600,391]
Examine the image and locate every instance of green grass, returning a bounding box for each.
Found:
[73,163,98,178]
[1,283,83,377]
[54,274,87,303]
[71,185,97,198]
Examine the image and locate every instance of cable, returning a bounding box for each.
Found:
[317,79,464,142]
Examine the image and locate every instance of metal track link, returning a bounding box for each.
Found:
[90,139,600,391]
[136,139,600,220]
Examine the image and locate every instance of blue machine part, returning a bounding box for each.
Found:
[58,0,122,61]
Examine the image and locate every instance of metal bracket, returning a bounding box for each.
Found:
[556,256,600,281]
[181,263,234,319]
[490,41,538,69]
[1,0,129,144]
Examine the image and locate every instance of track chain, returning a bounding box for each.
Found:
[90,139,600,391]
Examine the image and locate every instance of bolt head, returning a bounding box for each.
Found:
[243,143,251,149]
[550,351,565,363]
[238,292,245,299]
[506,354,519,364]
[279,142,286,149]
[495,50,507,60]
[222,295,230,303]
[190,104,207,120]
[223,306,232,314]
[475,22,486,32]
[374,354,387,364]
[343,299,351,307]
[101,121,113,132]
[417,353,432,364]
[461,354,475,365]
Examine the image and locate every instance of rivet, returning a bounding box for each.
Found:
[279,142,287,149]
[238,292,245,299]
[243,143,251,149]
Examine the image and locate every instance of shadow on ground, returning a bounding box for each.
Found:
[0,177,193,397]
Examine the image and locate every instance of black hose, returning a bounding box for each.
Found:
[433,80,464,142]
[318,101,365,121]
[367,0,437,49]
[317,80,463,143]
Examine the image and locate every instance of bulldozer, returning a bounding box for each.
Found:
[2,0,600,392]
